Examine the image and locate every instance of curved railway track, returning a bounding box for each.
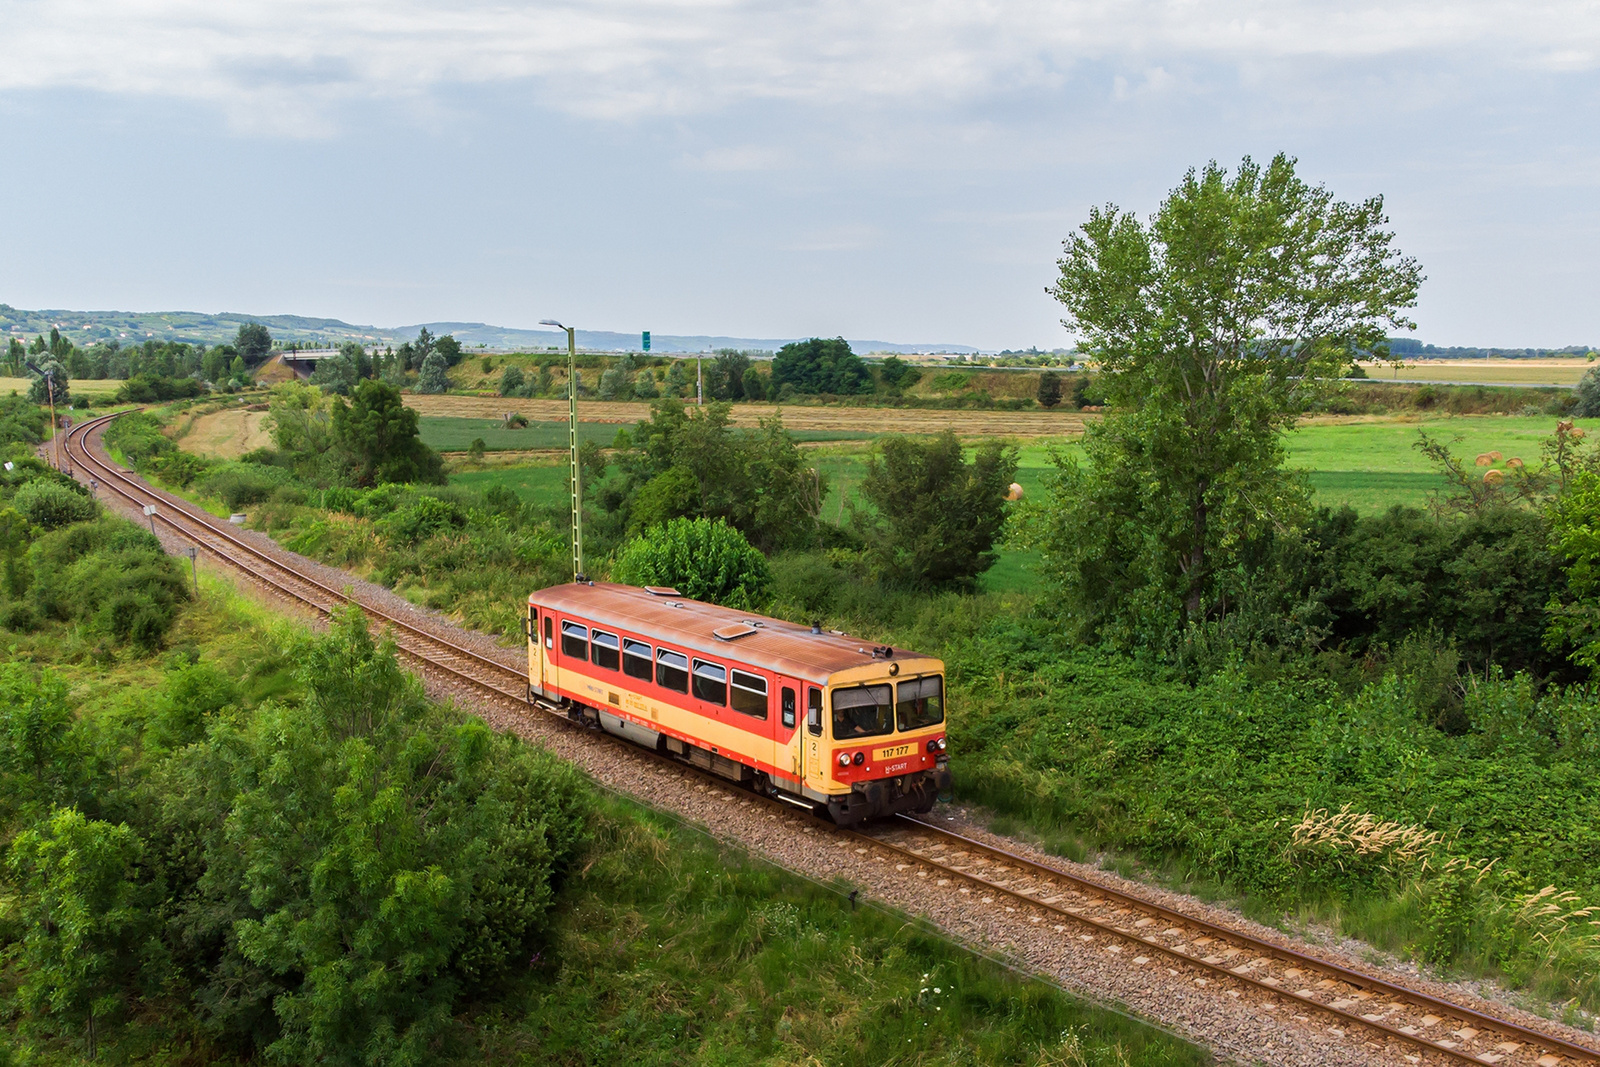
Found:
[62,410,1600,1067]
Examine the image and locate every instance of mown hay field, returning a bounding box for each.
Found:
[0,375,124,397]
[1362,358,1591,386]
[402,393,1091,437]
[179,407,274,458]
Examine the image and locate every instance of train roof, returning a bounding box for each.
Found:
[530,581,936,682]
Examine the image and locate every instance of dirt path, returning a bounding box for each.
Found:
[404,394,1090,437]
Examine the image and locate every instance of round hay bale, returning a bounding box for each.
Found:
[1483,468,1505,484]
[1475,454,1493,466]
[1006,483,1024,501]
[1508,457,1525,468]
[1489,450,1504,461]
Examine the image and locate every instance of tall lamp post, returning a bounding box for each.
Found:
[540,320,583,581]
[23,360,61,471]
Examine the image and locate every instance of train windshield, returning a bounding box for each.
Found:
[832,684,893,739]
[896,676,944,731]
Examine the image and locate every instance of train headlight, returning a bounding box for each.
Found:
[852,751,865,766]
[937,737,947,751]
[926,739,939,753]
[837,752,851,767]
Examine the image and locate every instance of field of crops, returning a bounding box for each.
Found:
[1364,358,1591,386]
[403,393,1092,436]
[0,375,123,396]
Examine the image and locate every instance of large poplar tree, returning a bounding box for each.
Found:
[1042,155,1422,640]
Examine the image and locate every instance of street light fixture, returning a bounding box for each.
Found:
[540,320,584,581]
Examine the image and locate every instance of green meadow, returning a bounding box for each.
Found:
[446,413,1597,595]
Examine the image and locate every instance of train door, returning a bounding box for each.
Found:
[527,603,541,694]
[802,684,827,795]
[541,610,556,695]
[779,684,799,781]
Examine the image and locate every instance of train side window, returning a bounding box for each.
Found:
[543,615,553,650]
[560,621,588,661]
[591,629,620,671]
[692,660,727,706]
[656,648,689,693]
[730,670,768,719]
[622,638,652,680]
[781,687,796,729]
[806,687,822,736]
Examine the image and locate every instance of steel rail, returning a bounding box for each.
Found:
[63,412,531,704]
[852,818,1599,1066]
[61,410,1600,1066]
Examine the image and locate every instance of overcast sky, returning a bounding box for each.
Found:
[0,1,1596,350]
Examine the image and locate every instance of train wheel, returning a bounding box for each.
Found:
[751,772,773,797]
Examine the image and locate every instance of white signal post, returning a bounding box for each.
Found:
[540,319,583,580]
[142,503,158,536]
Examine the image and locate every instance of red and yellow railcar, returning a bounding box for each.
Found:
[526,581,950,824]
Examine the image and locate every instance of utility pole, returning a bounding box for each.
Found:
[540,320,584,580]
[697,352,703,406]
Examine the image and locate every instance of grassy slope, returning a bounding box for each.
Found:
[5,582,1204,1066]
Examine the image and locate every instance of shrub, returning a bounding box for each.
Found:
[376,495,468,545]
[614,517,772,609]
[498,365,525,397]
[197,463,296,511]
[1575,365,1600,418]
[12,479,99,530]
[850,431,1018,589]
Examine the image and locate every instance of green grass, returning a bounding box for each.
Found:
[421,416,876,453]
[4,557,1206,1067]
[464,793,1209,1066]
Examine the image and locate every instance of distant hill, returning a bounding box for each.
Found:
[0,305,980,355]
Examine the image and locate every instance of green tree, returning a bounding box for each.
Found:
[234,323,272,363]
[27,359,69,407]
[1035,370,1063,408]
[434,333,463,366]
[168,607,590,1064]
[534,364,553,397]
[741,364,765,401]
[614,517,773,609]
[771,337,871,395]
[264,381,333,456]
[851,431,1018,589]
[1574,365,1600,418]
[877,355,921,391]
[417,352,450,394]
[200,347,229,383]
[708,351,751,400]
[9,808,148,1059]
[0,666,89,823]
[498,365,525,397]
[1043,154,1422,633]
[330,380,445,486]
[616,400,823,552]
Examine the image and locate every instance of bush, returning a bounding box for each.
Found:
[12,479,99,530]
[1575,365,1600,418]
[850,432,1018,589]
[115,374,205,403]
[498,365,525,397]
[197,463,297,511]
[376,495,468,545]
[614,517,772,609]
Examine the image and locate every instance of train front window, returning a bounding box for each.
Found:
[832,684,893,739]
[560,621,588,661]
[591,630,620,671]
[896,676,945,731]
[656,649,689,693]
[692,660,727,706]
[622,639,652,680]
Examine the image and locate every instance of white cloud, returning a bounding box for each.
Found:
[1,1,1596,135]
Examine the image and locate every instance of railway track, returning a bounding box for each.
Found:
[63,412,533,704]
[62,410,1600,1067]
